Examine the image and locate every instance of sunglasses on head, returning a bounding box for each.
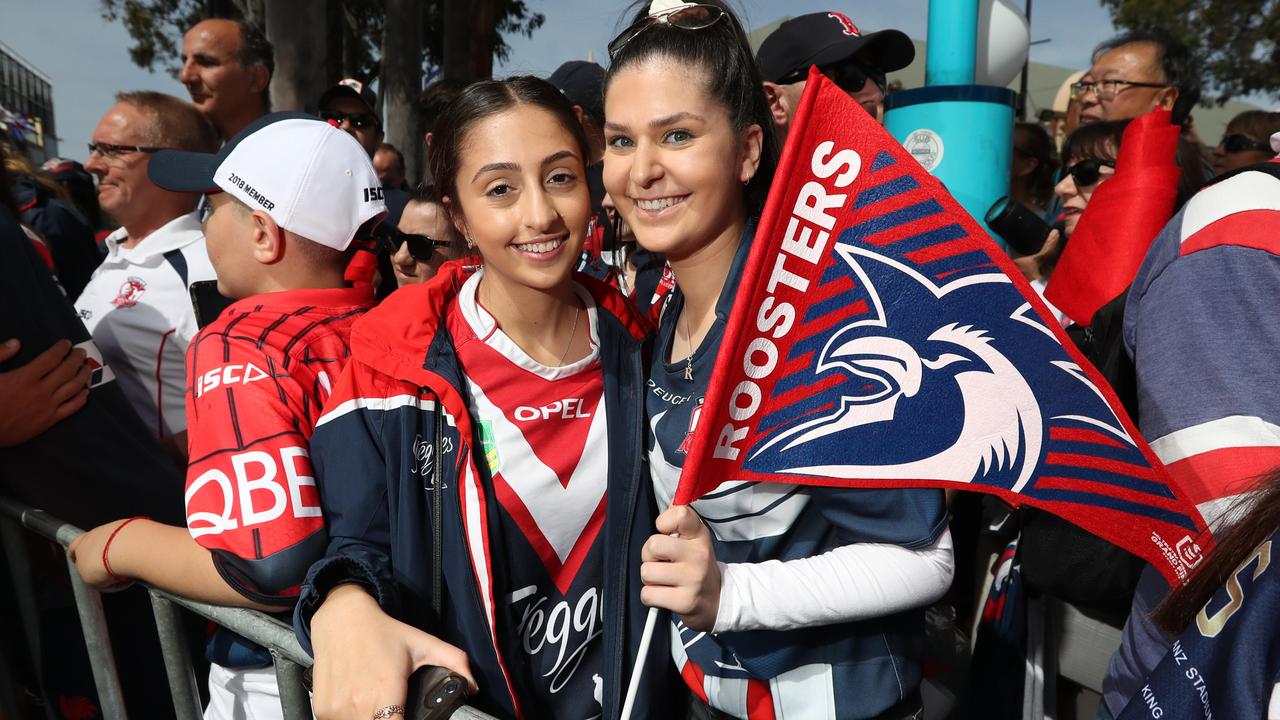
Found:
[385,229,452,262]
[319,110,379,130]
[608,3,726,59]
[1220,133,1272,154]
[1060,158,1115,188]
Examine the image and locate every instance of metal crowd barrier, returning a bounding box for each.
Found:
[0,496,494,720]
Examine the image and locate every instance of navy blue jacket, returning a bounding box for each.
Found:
[295,262,676,719]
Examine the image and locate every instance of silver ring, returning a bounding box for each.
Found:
[372,705,404,720]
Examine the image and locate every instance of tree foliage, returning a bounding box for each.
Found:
[1099,0,1280,103]
[99,0,545,84]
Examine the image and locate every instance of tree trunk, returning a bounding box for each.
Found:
[383,0,425,185]
[443,0,495,82]
[325,0,342,86]
[265,0,328,112]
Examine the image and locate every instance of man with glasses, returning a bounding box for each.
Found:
[756,11,915,141]
[317,80,410,299]
[76,91,219,461]
[1074,29,1198,128]
[318,78,408,229]
[1072,29,1210,212]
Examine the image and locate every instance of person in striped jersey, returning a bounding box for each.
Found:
[603,2,953,717]
[1099,135,1280,719]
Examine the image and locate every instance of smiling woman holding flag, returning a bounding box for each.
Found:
[602,2,954,718]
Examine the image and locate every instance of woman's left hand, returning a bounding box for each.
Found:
[640,505,721,632]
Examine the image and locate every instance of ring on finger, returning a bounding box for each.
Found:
[372,706,404,720]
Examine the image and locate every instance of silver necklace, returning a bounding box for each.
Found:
[557,306,581,366]
[682,310,694,381]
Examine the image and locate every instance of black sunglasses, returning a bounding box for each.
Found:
[1220,133,1272,154]
[781,60,883,94]
[608,3,726,59]
[1060,158,1115,188]
[386,229,452,262]
[319,110,380,130]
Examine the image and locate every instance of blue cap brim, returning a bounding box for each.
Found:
[148,149,223,193]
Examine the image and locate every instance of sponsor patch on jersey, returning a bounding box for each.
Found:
[75,339,115,388]
[478,419,501,474]
[194,362,269,398]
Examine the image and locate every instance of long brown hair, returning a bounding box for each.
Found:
[1152,469,1280,634]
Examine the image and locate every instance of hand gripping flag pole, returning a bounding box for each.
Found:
[621,69,1211,718]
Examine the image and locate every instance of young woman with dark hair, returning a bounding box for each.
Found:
[295,76,676,720]
[603,2,953,717]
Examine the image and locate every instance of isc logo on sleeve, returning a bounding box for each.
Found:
[195,362,269,398]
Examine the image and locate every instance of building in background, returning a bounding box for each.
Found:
[1,40,58,164]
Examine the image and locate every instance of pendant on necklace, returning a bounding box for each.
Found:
[684,358,694,382]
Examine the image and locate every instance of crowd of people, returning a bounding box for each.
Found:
[1,2,1279,719]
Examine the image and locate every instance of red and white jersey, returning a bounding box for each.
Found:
[74,212,213,439]
[446,271,610,716]
[184,286,374,602]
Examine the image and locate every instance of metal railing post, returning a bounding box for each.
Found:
[0,516,47,701]
[61,544,129,719]
[0,496,499,720]
[271,651,312,720]
[149,592,203,720]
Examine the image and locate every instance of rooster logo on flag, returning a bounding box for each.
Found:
[677,69,1210,584]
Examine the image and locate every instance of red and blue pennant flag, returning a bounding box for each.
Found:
[677,69,1210,584]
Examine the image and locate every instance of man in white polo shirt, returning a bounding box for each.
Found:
[77,91,219,460]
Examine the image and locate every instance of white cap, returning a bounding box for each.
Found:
[213,118,386,250]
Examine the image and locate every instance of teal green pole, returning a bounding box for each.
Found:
[925,0,979,86]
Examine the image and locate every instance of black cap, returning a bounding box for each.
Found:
[148,111,321,193]
[756,12,915,84]
[548,61,605,124]
[318,78,379,117]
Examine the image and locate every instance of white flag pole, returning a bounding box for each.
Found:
[620,605,660,720]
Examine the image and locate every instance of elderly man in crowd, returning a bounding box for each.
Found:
[179,18,273,139]
[1074,29,1210,203]
[77,92,218,461]
[756,11,915,142]
[1075,29,1198,128]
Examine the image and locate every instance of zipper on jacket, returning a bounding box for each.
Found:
[608,338,647,717]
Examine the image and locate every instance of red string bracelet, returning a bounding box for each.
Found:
[102,516,148,584]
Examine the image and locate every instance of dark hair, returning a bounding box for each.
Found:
[1094,28,1200,127]
[604,0,779,215]
[377,142,406,169]
[417,78,469,135]
[428,76,591,209]
[1012,122,1058,209]
[1062,119,1130,165]
[1063,118,1206,210]
[1153,468,1280,635]
[116,90,219,153]
[235,20,275,80]
[1226,110,1280,146]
